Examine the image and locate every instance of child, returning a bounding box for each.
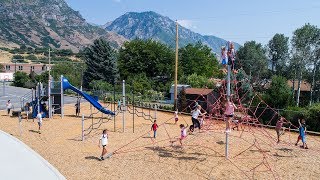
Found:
[191,105,206,133]
[221,46,228,73]
[75,101,80,117]
[36,111,43,134]
[6,100,12,116]
[295,119,308,149]
[174,110,179,124]
[99,129,108,160]
[179,124,188,146]
[224,100,237,132]
[151,120,159,138]
[275,117,286,143]
[24,102,31,121]
[227,42,237,73]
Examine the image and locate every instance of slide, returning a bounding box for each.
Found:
[62,77,115,115]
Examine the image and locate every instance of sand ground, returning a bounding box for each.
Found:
[0,102,320,180]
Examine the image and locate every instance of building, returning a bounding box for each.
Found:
[169,84,191,103]
[185,88,219,113]
[1,62,50,74]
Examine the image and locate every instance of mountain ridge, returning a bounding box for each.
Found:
[105,11,240,52]
[0,0,127,52]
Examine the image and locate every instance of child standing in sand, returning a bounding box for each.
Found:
[174,110,179,124]
[36,111,43,134]
[151,120,159,138]
[99,129,108,160]
[295,119,308,149]
[6,100,12,116]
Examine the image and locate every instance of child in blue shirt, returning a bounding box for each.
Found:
[295,119,308,149]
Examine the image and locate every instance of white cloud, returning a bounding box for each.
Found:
[112,0,121,3]
[177,19,197,29]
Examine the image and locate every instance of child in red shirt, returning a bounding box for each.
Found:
[151,120,159,138]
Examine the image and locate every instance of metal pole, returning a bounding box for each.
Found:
[122,80,125,133]
[90,104,93,130]
[113,83,116,132]
[82,114,84,141]
[225,65,231,159]
[48,48,52,118]
[132,83,135,133]
[3,80,5,96]
[60,75,64,118]
[154,104,157,120]
[37,83,40,114]
[174,20,179,109]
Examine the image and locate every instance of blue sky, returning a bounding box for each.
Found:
[65,0,320,45]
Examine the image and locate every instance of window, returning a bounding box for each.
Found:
[5,65,10,70]
[18,66,23,70]
[31,66,35,71]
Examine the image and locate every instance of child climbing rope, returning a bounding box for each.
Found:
[275,117,289,143]
[224,99,237,132]
[179,124,188,146]
[99,129,108,160]
[174,110,179,124]
[221,46,228,74]
[227,41,237,74]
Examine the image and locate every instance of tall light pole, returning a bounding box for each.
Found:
[174,20,179,109]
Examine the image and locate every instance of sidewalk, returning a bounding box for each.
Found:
[0,130,65,180]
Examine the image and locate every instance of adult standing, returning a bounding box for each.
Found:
[191,105,206,132]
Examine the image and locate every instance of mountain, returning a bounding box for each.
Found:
[105,11,240,52]
[0,0,127,52]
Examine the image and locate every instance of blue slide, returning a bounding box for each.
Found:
[62,77,115,115]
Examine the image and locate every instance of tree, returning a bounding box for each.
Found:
[186,73,208,88]
[13,71,30,87]
[50,62,85,87]
[118,39,174,80]
[236,41,268,82]
[179,42,220,78]
[265,76,292,109]
[83,38,118,87]
[177,87,187,112]
[291,23,320,106]
[268,34,289,76]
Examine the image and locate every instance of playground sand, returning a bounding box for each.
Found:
[0,102,320,180]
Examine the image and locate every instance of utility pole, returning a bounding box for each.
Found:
[174,20,179,109]
[48,48,52,118]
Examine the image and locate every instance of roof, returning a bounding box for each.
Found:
[0,130,65,179]
[185,88,214,95]
[169,84,191,94]
[287,80,311,92]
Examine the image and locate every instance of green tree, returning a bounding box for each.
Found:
[186,73,208,88]
[83,38,118,87]
[127,73,153,95]
[265,76,292,109]
[268,33,289,76]
[13,71,30,87]
[118,39,174,80]
[51,62,85,87]
[291,23,320,106]
[236,41,268,82]
[179,42,219,78]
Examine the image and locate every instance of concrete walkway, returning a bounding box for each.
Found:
[0,130,65,179]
